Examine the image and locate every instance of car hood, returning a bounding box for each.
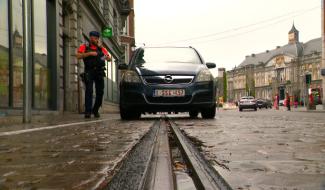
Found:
[135,63,206,76]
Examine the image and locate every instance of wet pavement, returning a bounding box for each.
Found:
[174,109,325,190]
[0,114,153,189]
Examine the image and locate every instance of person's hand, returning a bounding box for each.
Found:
[97,40,103,48]
[88,51,98,56]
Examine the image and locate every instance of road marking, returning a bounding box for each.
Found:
[0,118,112,137]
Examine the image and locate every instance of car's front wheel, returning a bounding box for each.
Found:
[120,106,141,120]
[201,105,216,119]
[189,111,199,118]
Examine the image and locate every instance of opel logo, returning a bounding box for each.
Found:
[164,75,173,83]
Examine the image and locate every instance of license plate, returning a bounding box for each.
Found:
[153,89,185,97]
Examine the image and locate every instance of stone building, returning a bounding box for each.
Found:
[120,0,135,64]
[216,68,225,101]
[227,25,323,104]
[0,0,134,115]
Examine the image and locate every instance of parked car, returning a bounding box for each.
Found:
[279,99,285,106]
[238,96,257,111]
[118,47,217,120]
[257,99,272,109]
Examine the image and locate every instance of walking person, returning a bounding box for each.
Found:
[275,93,279,110]
[76,31,111,118]
[294,95,298,108]
[286,92,291,111]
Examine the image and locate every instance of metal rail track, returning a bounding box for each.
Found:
[167,118,233,190]
[105,117,233,190]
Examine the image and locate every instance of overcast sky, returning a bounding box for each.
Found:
[134,0,321,77]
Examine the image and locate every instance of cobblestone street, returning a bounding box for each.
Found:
[175,109,325,190]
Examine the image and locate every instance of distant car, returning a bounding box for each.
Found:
[238,96,257,111]
[257,99,272,109]
[118,47,217,120]
[279,99,285,106]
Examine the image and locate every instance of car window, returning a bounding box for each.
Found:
[241,97,254,100]
[134,48,201,66]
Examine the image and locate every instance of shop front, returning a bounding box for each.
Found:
[0,0,55,111]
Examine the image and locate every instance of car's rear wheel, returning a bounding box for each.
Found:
[254,107,257,111]
[189,111,199,118]
[201,105,216,119]
[239,107,243,112]
[120,106,141,120]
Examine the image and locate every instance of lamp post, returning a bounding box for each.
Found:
[23,0,32,123]
[321,0,325,110]
[300,73,306,108]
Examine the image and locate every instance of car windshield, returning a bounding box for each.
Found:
[134,48,201,66]
[241,96,254,100]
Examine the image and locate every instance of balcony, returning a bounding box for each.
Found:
[115,0,131,16]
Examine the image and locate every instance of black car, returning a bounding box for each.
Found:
[118,47,217,120]
[256,99,272,109]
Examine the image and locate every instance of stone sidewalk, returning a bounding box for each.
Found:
[219,103,325,113]
[0,101,120,127]
[0,114,154,189]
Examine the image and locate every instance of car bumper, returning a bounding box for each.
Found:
[120,81,216,112]
[239,104,257,109]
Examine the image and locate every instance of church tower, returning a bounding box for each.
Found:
[288,23,299,44]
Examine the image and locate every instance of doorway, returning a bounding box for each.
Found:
[279,86,285,100]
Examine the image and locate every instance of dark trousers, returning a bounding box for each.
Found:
[84,72,104,114]
[287,101,291,111]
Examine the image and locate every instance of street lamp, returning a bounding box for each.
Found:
[299,73,306,107]
[131,44,136,51]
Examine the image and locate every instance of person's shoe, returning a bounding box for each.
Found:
[93,112,100,118]
[85,113,91,118]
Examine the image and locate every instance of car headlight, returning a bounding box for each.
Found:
[122,70,141,83]
[196,69,213,82]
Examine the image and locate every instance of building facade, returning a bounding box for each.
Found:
[0,0,134,115]
[227,25,323,104]
[120,0,135,64]
[216,68,225,103]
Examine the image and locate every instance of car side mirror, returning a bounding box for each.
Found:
[206,62,216,69]
[118,63,128,70]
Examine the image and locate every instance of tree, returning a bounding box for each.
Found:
[223,72,227,102]
[251,79,256,97]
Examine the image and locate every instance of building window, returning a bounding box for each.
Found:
[12,0,24,108]
[0,0,9,107]
[0,0,51,109]
[33,0,48,109]
[122,16,129,36]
